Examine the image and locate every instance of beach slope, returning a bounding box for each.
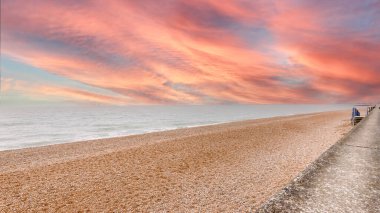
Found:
[0,111,350,212]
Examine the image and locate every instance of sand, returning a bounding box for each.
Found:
[0,111,351,212]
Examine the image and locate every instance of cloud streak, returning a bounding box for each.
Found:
[1,0,379,104]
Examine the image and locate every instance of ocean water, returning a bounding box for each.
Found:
[0,104,352,151]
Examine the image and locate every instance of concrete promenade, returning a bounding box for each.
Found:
[257,107,380,212]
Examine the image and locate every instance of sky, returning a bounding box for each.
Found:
[1,0,379,105]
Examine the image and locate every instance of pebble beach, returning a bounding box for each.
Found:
[0,111,351,212]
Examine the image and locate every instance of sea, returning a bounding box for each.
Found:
[0,104,352,151]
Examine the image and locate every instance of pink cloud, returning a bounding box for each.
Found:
[2,77,132,105]
[2,0,379,104]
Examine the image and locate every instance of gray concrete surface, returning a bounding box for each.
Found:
[257,107,380,213]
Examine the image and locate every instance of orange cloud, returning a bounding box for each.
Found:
[2,77,132,105]
[2,0,379,104]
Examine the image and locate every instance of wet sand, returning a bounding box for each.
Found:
[0,111,351,212]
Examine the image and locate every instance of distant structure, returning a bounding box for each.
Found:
[351,104,375,125]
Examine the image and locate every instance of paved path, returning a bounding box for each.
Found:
[257,107,380,213]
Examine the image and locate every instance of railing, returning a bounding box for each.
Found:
[351,105,376,126]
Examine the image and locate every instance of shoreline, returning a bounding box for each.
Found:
[0,110,351,211]
[1,109,348,153]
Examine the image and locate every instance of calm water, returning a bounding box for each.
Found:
[0,104,351,151]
